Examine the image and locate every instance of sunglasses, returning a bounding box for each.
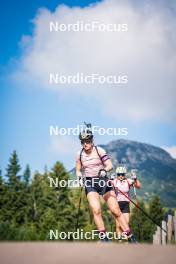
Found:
[81,140,92,145]
[117,173,126,177]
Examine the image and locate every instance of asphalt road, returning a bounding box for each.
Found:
[0,243,176,264]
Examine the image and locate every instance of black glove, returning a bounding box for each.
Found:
[98,169,107,178]
[110,173,116,180]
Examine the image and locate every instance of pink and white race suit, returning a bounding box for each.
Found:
[113,178,134,202]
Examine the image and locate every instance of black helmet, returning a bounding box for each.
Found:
[79,129,93,141]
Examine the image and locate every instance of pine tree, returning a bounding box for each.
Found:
[5,151,26,226]
[148,195,165,238]
[29,170,61,239]
[6,151,21,187]
[0,168,6,222]
[21,164,33,229]
[49,162,75,234]
[130,200,152,242]
[23,164,31,185]
[0,168,12,240]
[29,162,76,240]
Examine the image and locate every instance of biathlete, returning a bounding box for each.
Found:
[113,166,141,238]
[76,128,136,242]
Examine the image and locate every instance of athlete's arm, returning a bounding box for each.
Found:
[75,151,82,178]
[76,159,82,178]
[128,178,141,189]
[97,146,113,172]
[103,158,113,172]
[134,179,141,189]
[130,172,141,189]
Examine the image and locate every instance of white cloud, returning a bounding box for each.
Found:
[13,0,176,124]
[162,146,176,159]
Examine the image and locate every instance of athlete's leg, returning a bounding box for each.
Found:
[103,190,130,232]
[115,218,122,237]
[87,191,105,231]
[115,214,130,236]
[123,213,130,225]
[116,203,130,235]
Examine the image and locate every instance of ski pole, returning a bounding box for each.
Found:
[131,170,138,203]
[133,185,137,198]
[110,179,167,234]
[133,185,138,205]
[75,186,83,231]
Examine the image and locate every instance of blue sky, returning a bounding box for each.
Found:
[0,0,102,65]
[1,0,176,175]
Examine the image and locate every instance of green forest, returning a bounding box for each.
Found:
[0,151,171,242]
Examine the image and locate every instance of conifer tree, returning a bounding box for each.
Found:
[5,151,25,226]
[130,200,151,242]
[148,195,165,238]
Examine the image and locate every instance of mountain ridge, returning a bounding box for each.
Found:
[70,139,176,207]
